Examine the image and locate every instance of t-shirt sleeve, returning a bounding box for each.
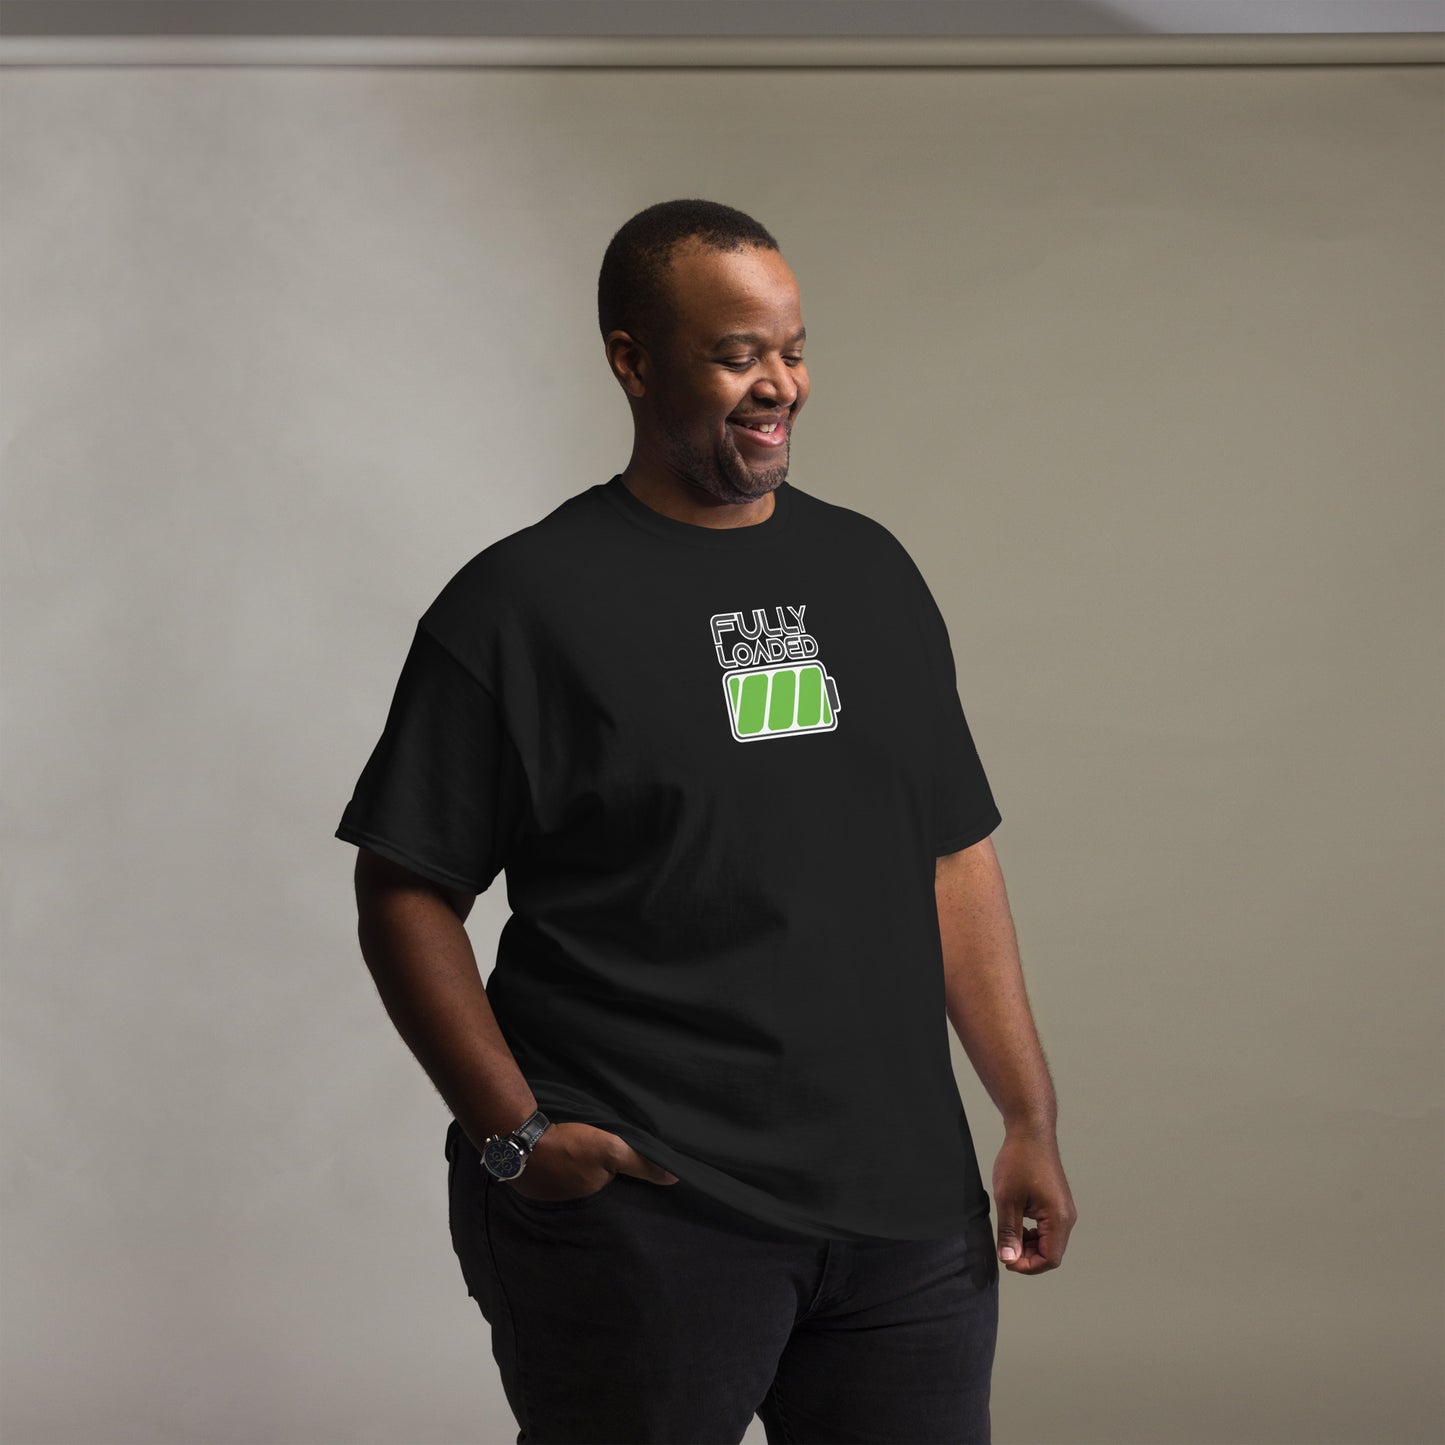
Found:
[910,570,1002,856]
[334,620,531,894]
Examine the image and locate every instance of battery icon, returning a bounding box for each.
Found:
[722,662,840,742]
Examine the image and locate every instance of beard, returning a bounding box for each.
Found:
[654,412,790,506]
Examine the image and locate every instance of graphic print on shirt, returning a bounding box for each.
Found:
[710,605,841,743]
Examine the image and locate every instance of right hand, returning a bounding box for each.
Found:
[504,1121,680,1203]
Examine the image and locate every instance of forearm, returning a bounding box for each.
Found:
[355,878,537,1150]
[936,838,1057,1134]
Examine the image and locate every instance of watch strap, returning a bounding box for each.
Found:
[511,1109,550,1152]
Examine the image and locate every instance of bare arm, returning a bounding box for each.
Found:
[935,834,1055,1134]
[936,834,1077,1272]
[351,846,539,1148]
[349,847,675,1197]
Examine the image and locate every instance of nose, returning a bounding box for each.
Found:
[752,360,801,410]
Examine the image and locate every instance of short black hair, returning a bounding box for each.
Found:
[597,199,780,358]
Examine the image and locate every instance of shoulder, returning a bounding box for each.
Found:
[417,486,596,673]
[421,530,532,631]
[789,484,929,589]
[422,488,596,622]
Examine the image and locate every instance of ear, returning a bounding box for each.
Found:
[605,330,649,400]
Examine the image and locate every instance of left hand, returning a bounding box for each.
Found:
[992,1127,1077,1274]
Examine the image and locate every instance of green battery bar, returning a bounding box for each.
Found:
[722,663,840,741]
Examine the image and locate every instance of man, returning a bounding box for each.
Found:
[337,198,1076,1444]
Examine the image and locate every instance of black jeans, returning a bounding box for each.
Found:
[446,1118,998,1445]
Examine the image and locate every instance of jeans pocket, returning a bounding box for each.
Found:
[500,1170,626,1211]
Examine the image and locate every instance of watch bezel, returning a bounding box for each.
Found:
[481,1135,528,1180]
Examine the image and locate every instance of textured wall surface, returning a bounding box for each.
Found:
[2,51,1441,1445]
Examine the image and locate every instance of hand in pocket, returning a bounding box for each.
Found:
[505,1122,680,1202]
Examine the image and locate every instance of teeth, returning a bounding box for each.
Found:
[737,421,777,433]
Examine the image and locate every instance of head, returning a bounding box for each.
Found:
[598,199,810,506]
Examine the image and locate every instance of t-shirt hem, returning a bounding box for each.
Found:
[934,807,1002,856]
[334,822,489,894]
[525,1095,991,1243]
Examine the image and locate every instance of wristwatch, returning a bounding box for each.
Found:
[480,1109,552,1180]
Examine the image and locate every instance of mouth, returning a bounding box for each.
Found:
[728,415,789,450]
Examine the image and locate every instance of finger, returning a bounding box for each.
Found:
[1007,1225,1059,1274]
[995,1201,1025,1263]
[1034,1216,1069,1267]
[618,1144,679,1185]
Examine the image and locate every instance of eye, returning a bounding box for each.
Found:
[722,355,805,370]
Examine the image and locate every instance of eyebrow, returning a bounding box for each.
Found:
[709,327,807,350]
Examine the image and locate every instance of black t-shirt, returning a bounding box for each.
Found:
[336,474,1001,1241]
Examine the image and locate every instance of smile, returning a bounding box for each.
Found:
[729,418,789,449]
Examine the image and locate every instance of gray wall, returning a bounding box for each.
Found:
[2,33,1442,1445]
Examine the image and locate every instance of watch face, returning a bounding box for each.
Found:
[482,1138,524,1179]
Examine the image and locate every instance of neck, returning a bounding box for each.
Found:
[618,461,778,530]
